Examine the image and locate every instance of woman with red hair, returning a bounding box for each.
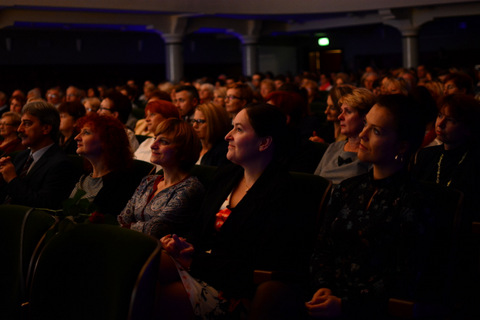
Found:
[69,113,142,217]
[134,100,180,167]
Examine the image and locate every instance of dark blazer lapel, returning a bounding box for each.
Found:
[219,164,279,234]
[13,150,30,173]
[25,145,58,178]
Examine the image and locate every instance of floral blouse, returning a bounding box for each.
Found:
[118,175,205,238]
[310,170,434,318]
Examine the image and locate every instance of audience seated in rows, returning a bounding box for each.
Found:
[2,65,480,319]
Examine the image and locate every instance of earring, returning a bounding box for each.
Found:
[395,154,404,162]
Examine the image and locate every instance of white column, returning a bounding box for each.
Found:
[401,28,419,69]
[382,9,425,70]
[240,35,259,77]
[162,34,184,84]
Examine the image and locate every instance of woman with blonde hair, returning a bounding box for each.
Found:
[314,88,376,184]
[191,102,231,166]
[83,97,101,115]
[380,76,409,95]
[260,79,275,100]
[213,86,227,109]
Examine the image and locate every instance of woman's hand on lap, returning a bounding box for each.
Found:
[305,288,342,318]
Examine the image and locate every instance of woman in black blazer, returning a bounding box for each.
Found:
[159,103,304,319]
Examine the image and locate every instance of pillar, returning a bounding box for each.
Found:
[401,28,419,69]
[240,35,259,77]
[162,34,184,84]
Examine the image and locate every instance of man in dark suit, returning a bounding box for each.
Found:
[0,100,79,209]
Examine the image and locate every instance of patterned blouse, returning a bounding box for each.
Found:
[118,175,205,238]
[310,170,433,318]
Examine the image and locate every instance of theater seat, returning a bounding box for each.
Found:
[0,205,56,319]
[189,164,218,189]
[24,224,160,320]
[254,171,332,285]
[132,159,156,179]
[388,182,464,319]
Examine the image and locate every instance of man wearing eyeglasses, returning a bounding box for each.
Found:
[66,86,84,103]
[98,90,139,152]
[46,87,64,108]
[225,82,253,120]
[174,85,199,123]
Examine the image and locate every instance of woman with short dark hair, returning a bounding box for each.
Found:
[119,117,204,238]
[414,94,480,222]
[58,101,86,155]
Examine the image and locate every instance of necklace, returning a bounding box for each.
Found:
[436,151,468,187]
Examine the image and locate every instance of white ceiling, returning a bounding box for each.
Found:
[2,0,478,14]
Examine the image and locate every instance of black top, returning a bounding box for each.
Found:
[413,143,480,223]
[200,139,231,167]
[189,163,304,298]
[59,130,80,156]
[93,168,143,216]
[311,170,438,318]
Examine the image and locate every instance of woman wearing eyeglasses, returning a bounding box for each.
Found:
[0,112,25,156]
[225,82,253,120]
[191,102,231,167]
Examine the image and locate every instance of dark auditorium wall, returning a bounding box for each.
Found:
[0,15,479,94]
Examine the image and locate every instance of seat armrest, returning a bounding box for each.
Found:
[388,298,415,319]
[253,270,274,285]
